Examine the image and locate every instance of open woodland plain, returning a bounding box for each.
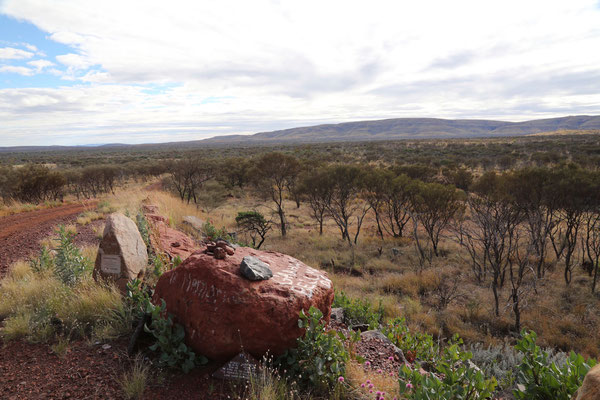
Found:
[1,133,600,399]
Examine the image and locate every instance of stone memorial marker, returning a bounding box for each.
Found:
[93,213,148,293]
[212,352,259,381]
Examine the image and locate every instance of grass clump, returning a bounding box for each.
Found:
[120,354,150,400]
[0,230,131,343]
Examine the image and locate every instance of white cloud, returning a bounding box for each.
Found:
[27,59,54,72]
[0,46,34,60]
[0,65,35,76]
[0,0,599,145]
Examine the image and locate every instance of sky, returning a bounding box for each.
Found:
[1,0,600,146]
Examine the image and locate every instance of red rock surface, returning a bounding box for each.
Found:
[143,206,197,261]
[153,247,334,361]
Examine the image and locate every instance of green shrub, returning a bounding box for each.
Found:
[135,212,151,249]
[30,246,54,273]
[513,330,597,400]
[332,291,383,329]
[144,299,207,373]
[53,225,92,285]
[203,221,231,242]
[277,307,349,392]
[382,317,440,364]
[398,343,497,399]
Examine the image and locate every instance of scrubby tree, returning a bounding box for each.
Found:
[410,181,465,258]
[548,167,594,284]
[219,157,251,189]
[168,157,215,204]
[10,164,66,203]
[252,152,300,237]
[509,168,556,278]
[299,168,331,235]
[461,172,523,316]
[235,211,272,249]
[322,165,370,245]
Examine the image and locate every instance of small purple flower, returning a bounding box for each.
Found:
[361,383,365,388]
[338,376,344,383]
[377,369,382,374]
[388,356,394,361]
[369,383,374,389]
[365,361,371,367]
[406,383,414,389]
[366,379,371,384]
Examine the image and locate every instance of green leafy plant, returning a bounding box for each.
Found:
[398,343,497,399]
[53,225,91,285]
[144,299,207,373]
[332,290,383,329]
[382,317,440,364]
[513,330,597,400]
[30,246,54,273]
[277,307,349,392]
[135,212,151,249]
[126,279,153,318]
[202,221,231,242]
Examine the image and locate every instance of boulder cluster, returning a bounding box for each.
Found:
[92,204,335,362]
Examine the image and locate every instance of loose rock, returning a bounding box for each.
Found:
[361,330,407,363]
[240,256,273,281]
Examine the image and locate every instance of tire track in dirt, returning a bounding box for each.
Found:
[0,201,97,275]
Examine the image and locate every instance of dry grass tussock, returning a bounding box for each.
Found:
[0,260,130,343]
[0,200,64,218]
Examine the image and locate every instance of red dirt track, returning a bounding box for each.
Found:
[0,201,97,274]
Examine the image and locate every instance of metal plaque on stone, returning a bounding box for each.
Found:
[212,352,259,381]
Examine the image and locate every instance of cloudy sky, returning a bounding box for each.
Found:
[1,0,600,146]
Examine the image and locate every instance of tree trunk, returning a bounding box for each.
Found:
[278,206,287,237]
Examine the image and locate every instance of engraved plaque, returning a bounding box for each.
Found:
[212,352,259,380]
[101,254,121,274]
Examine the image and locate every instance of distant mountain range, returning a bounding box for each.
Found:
[1,115,600,152]
[203,115,600,144]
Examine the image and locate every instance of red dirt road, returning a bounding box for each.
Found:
[0,201,97,274]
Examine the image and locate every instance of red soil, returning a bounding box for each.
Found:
[0,201,97,274]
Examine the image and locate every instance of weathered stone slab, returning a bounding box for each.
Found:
[93,213,148,293]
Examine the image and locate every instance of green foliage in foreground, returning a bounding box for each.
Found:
[398,342,497,400]
[382,317,441,364]
[143,299,207,373]
[30,225,92,285]
[332,290,383,329]
[277,306,350,393]
[513,331,597,400]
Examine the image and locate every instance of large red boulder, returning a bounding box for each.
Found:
[153,247,334,361]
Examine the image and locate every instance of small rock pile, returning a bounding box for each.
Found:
[203,239,236,259]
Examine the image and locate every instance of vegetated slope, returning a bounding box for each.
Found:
[204,115,600,144]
